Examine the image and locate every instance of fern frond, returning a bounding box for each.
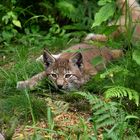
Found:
[45,98,69,115]
[104,86,139,106]
[95,114,110,123]
[97,118,115,129]
[56,0,95,24]
[75,92,117,129]
[75,91,98,105]
[73,92,139,139]
[56,1,76,21]
[94,106,108,115]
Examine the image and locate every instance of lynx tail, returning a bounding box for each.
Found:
[111,49,124,59]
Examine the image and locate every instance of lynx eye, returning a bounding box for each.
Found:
[51,73,57,78]
[65,74,72,78]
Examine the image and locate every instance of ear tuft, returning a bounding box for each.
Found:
[70,52,83,68]
[43,49,55,68]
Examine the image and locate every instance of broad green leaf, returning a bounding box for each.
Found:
[7,11,17,19]
[98,0,112,6]
[12,19,22,28]
[2,15,9,24]
[92,3,115,28]
[132,49,140,65]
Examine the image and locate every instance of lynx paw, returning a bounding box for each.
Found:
[0,133,5,140]
[17,81,38,90]
[17,81,28,89]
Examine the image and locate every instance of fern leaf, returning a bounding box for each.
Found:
[95,114,110,123]
[97,118,115,129]
[45,98,69,115]
[57,1,75,13]
[75,91,98,105]
[76,92,117,129]
[104,86,139,106]
[92,101,104,110]
[56,1,76,21]
[94,106,108,115]
[75,92,139,138]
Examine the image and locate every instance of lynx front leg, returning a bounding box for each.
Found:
[17,71,46,89]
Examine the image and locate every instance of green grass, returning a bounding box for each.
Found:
[1,33,140,139]
[0,0,140,139]
[0,35,92,139]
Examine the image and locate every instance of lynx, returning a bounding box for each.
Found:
[17,43,123,90]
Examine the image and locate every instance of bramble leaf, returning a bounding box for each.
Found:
[132,49,140,65]
[12,19,22,28]
[92,3,115,27]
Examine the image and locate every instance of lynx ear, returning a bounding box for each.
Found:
[43,49,55,68]
[70,52,83,68]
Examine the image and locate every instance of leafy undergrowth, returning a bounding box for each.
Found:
[1,0,140,139]
[0,21,140,140]
[1,39,140,139]
[12,111,97,140]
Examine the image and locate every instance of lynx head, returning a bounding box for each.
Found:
[43,50,84,91]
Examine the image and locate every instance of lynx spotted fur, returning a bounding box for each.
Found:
[17,44,123,90]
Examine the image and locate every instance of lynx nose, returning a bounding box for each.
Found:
[57,79,64,89]
[57,84,63,89]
